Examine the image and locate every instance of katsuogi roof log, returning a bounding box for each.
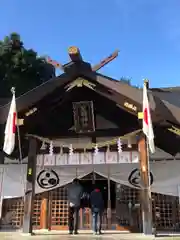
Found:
[68,46,82,62]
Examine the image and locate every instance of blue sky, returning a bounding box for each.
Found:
[1,0,180,88]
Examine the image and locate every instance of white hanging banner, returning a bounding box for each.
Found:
[1,160,180,199]
[36,152,139,166]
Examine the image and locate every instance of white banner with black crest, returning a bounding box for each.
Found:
[0,161,180,198]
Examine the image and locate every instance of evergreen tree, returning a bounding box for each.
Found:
[0,33,55,98]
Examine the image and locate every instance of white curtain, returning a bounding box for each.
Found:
[0,161,180,199]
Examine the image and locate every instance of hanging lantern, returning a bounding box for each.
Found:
[128,138,132,148]
[117,138,122,153]
[94,144,99,155]
[49,141,54,156]
[69,144,73,155]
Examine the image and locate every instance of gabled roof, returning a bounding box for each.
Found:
[151,91,180,125]
[1,59,180,156]
[150,147,180,160]
[0,73,162,126]
[0,73,70,123]
[0,65,180,127]
[151,86,180,93]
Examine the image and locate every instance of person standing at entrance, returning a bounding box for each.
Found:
[67,178,83,234]
[90,187,104,235]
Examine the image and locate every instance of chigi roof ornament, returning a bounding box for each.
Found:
[46,47,119,74]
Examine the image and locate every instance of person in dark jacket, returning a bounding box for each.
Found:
[90,186,104,235]
[67,178,83,234]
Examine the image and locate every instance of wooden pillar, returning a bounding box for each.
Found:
[47,192,52,231]
[0,151,5,164]
[22,137,37,234]
[107,166,111,229]
[138,136,152,235]
[0,125,5,164]
[91,136,96,185]
[40,192,48,229]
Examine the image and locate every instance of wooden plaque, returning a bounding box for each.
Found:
[73,101,95,133]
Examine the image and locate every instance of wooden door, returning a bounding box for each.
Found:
[116,184,141,232]
[79,208,92,229]
[2,194,42,230]
[49,186,69,230]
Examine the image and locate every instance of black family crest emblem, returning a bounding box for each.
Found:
[37,169,59,189]
[128,168,153,188]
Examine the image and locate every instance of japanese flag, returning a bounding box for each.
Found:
[143,83,155,153]
[3,92,17,155]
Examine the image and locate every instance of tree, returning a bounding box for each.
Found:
[0,33,55,98]
[120,77,131,85]
[120,77,140,89]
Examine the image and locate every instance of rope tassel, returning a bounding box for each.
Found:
[49,141,54,156]
[69,144,73,155]
[117,138,122,153]
[94,144,99,155]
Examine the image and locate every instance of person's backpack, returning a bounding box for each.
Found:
[80,192,90,208]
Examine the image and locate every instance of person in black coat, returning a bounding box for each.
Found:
[90,186,104,235]
[67,178,83,234]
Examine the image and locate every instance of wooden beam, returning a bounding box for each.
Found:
[46,56,64,72]
[138,135,152,235]
[68,46,82,62]
[92,50,119,72]
[22,137,37,234]
[28,127,139,139]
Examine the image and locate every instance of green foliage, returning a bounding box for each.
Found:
[120,77,141,89]
[0,33,55,98]
[120,77,131,85]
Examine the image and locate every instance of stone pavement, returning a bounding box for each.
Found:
[0,230,179,240]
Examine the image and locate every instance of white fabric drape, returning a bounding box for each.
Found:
[0,161,180,199]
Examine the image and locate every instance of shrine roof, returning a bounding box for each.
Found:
[1,47,180,157]
[1,69,180,125]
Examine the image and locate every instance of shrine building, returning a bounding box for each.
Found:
[1,47,180,234]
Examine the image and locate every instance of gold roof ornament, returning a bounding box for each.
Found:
[168,125,180,136]
[68,46,79,55]
[65,77,96,91]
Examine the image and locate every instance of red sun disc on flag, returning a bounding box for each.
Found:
[12,112,16,133]
[144,108,148,125]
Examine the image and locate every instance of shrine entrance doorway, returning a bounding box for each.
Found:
[47,171,141,232]
[79,172,116,230]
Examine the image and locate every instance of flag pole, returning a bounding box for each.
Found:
[11,87,23,163]
[143,79,152,186]
[139,79,153,235]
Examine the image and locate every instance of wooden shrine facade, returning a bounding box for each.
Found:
[1,47,180,156]
[1,47,180,234]
[2,175,180,232]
